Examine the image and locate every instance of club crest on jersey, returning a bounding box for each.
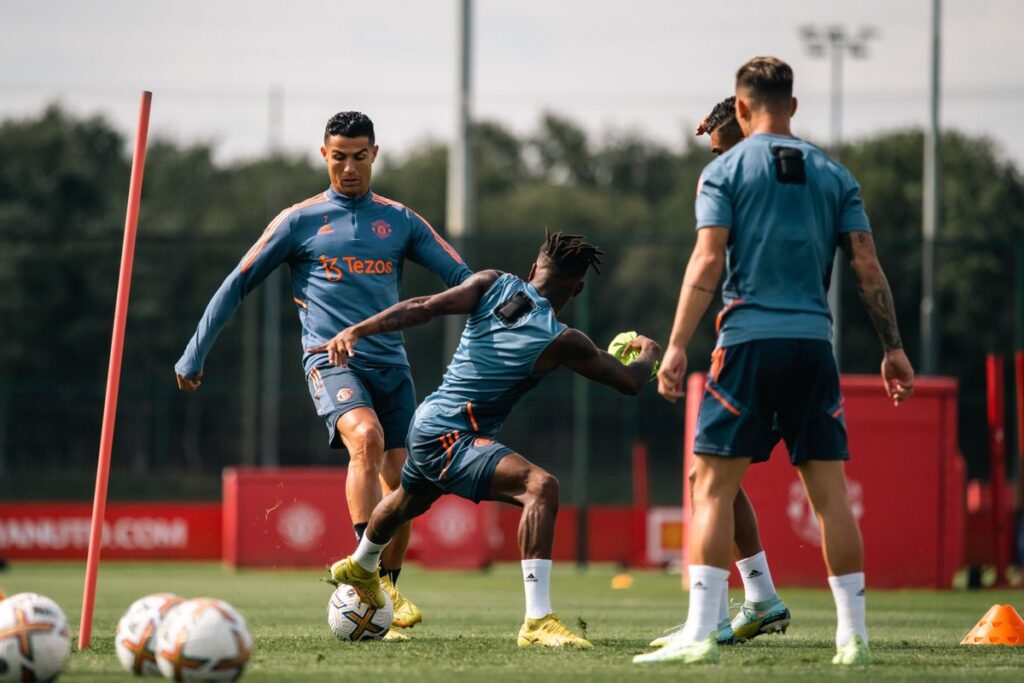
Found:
[474,438,493,447]
[337,388,353,403]
[371,220,392,239]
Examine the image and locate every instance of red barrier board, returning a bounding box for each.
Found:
[407,496,499,569]
[0,503,220,560]
[684,374,964,589]
[223,467,352,568]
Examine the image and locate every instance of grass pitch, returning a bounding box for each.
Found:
[6,561,1024,681]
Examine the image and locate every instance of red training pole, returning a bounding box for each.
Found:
[986,353,1009,586]
[78,91,152,650]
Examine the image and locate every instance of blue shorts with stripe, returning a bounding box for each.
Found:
[306,363,416,452]
[401,422,514,503]
[695,339,848,464]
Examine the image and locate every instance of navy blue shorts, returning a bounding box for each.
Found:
[401,422,514,503]
[306,364,416,452]
[694,339,848,464]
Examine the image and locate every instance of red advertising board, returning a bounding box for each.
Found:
[222,467,352,568]
[683,374,965,588]
[0,503,221,560]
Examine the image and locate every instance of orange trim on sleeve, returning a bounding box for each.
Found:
[240,192,329,273]
[371,193,462,264]
[293,297,308,309]
[831,400,845,418]
[466,403,479,431]
[704,381,741,416]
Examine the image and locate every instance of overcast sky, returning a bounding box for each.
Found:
[3,0,1023,170]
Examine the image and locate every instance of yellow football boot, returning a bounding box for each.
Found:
[381,574,422,628]
[517,613,592,649]
[329,557,386,608]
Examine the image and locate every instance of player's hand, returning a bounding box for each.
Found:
[657,344,687,404]
[307,328,359,367]
[881,348,914,406]
[629,335,661,359]
[176,371,203,392]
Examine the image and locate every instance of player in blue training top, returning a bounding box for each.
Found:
[635,57,914,667]
[648,95,791,652]
[311,232,660,649]
[174,111,471,634]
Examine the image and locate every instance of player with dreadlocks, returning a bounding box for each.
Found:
[314,231,660,648]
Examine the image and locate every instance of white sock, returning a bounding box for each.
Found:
[719,576,730,625]
[736,550,779,604]
[522,559,553,619]
[680,565,729,643]
[351,535,388,572]
[828,572,868,647]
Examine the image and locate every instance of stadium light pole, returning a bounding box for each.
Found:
[800,25,877,369]
[444,0,474,359]
[921,0,942,375]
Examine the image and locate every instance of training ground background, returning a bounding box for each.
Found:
[8,561,1024,681]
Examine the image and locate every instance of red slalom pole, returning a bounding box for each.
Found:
[78,91,152,650]
[986,353,1009,586]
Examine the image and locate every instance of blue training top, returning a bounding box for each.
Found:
[175,187,471,377]
[413,273,567,437]
[695,133,871,347]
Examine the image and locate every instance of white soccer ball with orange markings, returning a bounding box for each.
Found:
[0,593,71,682]
[115,593,184,677]
[154,598,252,682]
[327,584,393,642]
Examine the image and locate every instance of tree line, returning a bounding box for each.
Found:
[0,106,1019,501]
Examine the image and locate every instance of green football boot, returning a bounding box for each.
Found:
[730,596,791,642]
[633,631,719,665]
[833,635,871,665]
[649,618,734,648]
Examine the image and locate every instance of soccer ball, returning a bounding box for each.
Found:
[154,598,252,682]
[0,592,71,682]
[115,593,184,676]
[327,584,393,642]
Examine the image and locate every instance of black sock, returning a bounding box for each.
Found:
[379,566,401,585]
[353,522,368,541]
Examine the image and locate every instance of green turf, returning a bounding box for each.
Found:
[5,561,1024,681]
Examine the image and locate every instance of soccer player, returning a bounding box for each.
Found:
[175,111,471,635]
[635,57,914,666]
[313,232,660,648]
[648,95,790,650]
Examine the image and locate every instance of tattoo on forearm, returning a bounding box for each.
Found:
[686,282,715,295]
[857,277,902,349]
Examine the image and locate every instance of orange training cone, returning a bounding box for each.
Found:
[961,604,1024,645]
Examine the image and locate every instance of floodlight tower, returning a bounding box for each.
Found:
[799,25,877,369]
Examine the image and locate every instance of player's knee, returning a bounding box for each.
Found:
[528,471,560,508]
[344,422,385,464]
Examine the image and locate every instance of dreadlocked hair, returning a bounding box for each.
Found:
[704,96,737,134]
[539,230,604,277]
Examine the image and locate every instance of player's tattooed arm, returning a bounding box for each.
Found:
[686,282,716,295]
[307,270,503,366]
[545,329,660,395]
[842,232,903,350]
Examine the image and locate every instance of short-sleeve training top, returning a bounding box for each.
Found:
[695,133,871,347]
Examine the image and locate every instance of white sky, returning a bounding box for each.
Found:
[2,0,1023,169]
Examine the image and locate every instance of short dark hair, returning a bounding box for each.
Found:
[324,111,375,144]
[538,230,604,278]
[735,56,793,108]
[703,96,736,134]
